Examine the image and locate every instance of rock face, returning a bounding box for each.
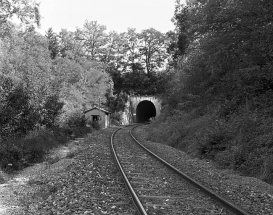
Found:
[122,96,161,124]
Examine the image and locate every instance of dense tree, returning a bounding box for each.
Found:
[0,0,40,35]
[138,28,168,74]
[45,28,59,59]
[100,31,128,69]
[147,0,273,184]
[52,57,82,86]
[122,28,141,71]
[76,20,107,60]
[164,0,273,114]
[77,60,111,106]
[0,81,38,140]
[0,14,172,142]
[41,94,64,129]
[52,57,112,115]
[0,27,54,109]
[0,12,118,154]
[58,29,83,60]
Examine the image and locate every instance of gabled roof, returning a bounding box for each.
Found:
[84,106,110,114]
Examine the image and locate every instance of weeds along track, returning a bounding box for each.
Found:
[111,125,251,215]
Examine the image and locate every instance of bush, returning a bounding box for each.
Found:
[147,105,273,184]
[71,126,92,138]
[66,111,86,128]
[198,131,231,159]
[109,112,123,125]
[91,121,100,130]
[52,128,70,143]
[0,83,39,140]
[62,111,93,137]
[0,129,59,171]
[0,143,22,171]
[261,155,273,184]
[41,94,64,129]
[214,150,235,168]
[0,121,94,173]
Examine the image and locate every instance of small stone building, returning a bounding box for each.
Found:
[84,107,110,129]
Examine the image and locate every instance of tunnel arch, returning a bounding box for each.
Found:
[136,100,156,123]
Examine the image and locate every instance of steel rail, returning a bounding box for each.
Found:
[110,126,148,215]
[130,125,251,215]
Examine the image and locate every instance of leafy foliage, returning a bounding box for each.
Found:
[0,19,107,172]
[41,94,64,129]
[164,0,273,114]
[0,82,38,140]
[58,29,83,60]
[45,28,59,59]
[149,0,273,184]
[0,0,40,28]
[138,28,168,74]
[76,20,107,60]
[0,9,173,172]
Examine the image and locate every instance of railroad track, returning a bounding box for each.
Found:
[111,124,251,215]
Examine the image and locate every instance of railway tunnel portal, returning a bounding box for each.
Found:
[121,96,161,124]
[136,100,156,123]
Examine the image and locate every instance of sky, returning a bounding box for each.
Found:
[37,0,186,34]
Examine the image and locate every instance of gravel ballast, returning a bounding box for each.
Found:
[11,128,136,215]
[2,125,272,215]
[115,126,230,215]
[133,124,273,215]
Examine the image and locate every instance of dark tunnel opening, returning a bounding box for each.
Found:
[136,100,156,123]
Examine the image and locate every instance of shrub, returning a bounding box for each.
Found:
[0,121,94,173]
[0,129,58,172]
[147,103,273,184]
[109,112,123,125]
[0,83,39,140]
[91,121,100,130]
[72,126,92,137]
[52,128,70,143]
[41,94,64,129]
[261,155,273,184]
[198,132,230,158]
[22,132,58,163]
[214,150,235,168]
[147,112,195,150]
[0,170,6,183]
[66,111,86,128]
[0,142,22,171]
[63,111,93,137]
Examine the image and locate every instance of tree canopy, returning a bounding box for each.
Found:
[0,0,40,29]
[164,0,273,115]
[0,3,173,139]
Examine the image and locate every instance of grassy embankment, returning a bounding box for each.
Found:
[0,125,94,181]
[147,108,273,185]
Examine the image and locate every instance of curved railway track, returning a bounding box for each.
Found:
[111,124,251,215]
